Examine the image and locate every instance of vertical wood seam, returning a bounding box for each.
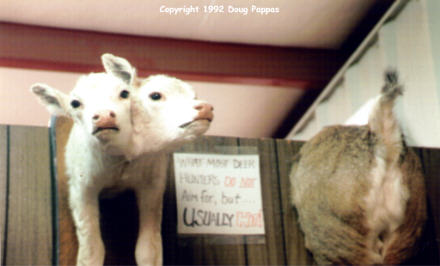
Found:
[49,123,59,265]
[273,140,288,265]
[235,138,248,265]
[6,126,53,265]
[1,126,10,266]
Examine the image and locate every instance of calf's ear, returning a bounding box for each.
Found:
[101,53,136,85]
[30,83,69,117]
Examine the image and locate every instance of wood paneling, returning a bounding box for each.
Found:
[0,22,343,89]
[1,123,438,265]
[238,138,285,265]
[53,117,77,265]
[414,148,440,260]
[275,139,314,265]
[4,126,52,265]
[0,125,7,264]
[51,118,440,265]
[164,136,247,265]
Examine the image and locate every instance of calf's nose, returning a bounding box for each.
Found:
[93,110,116,121]
[195,103,214,112]
[93,110,117,127]
[194,103,214,121]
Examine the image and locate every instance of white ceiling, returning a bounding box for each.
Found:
[0,0,382,138]
[0,0,378,49]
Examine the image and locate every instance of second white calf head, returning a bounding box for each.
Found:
[31,59,136,155]
[133,74,213,140]
[102,55,214,156]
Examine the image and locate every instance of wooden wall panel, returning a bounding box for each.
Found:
[275,139,314,265]
[414,148,440,259]
[5,126,53,265]
[0,125,7,264]
[238,138,285,265]
[53,117,77,265]
[0,119,426,265]
[165,136,247,265]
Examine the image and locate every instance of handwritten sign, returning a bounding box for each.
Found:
[173,153,265,235]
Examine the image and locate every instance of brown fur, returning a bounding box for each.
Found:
[290,71,426,264]
[383,148,426,264]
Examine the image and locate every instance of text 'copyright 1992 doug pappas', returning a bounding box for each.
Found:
[173,153,265,235]
[160,5,280,16]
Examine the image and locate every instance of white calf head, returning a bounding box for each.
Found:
[31,56,136,155]
[132,75,213,152]
[102,55,213,155]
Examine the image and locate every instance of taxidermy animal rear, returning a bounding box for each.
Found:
[290,70,426,264]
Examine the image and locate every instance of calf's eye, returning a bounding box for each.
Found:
[120,90,130,99]
[149,92,162,101]
[71,100,81,108]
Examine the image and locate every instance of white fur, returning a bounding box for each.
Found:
[364,153,408,258]
[364,86,409,260]
[128,75,212,158]
[31,54,213,265]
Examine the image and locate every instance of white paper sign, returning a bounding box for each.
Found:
[173,153,265,235]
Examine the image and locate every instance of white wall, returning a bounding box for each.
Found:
[0,68,80,127]
[288,0,440,148]
[0,67,303,138]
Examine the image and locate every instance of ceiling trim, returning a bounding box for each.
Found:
[287,0,406,137]
[0,22,343,89]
